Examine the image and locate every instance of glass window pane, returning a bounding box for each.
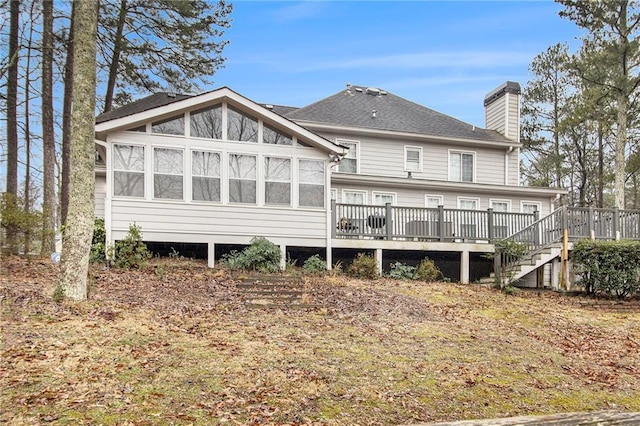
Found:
[266,182,291,205]
[154,148,183,174]
[264,125,292,145]
[229,154,256,179]
[229,180,256,203]
[114,171,144,197]
[426,196,442,208]
[344,192,365,205]
[450,153,461,181]
[299,159,324,184]
[152,116,185,135]
[192,177,220,202]
[114,145,144,171]
[227,106,258,142]
[265,157,291,181]
[460,199,478,210]
[154,174,183,199]
[192,151,220,177]
[492,201,509,212]
[374,194,394,205]
[338,142,357,172]
[190,105,222,139]
[522,203,539,214]
[462,153,474,182]
[300,184,324,207]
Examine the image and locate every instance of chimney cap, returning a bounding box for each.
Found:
[483,81,521,106]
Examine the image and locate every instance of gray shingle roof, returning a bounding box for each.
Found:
[285,85,512,143]
[96,92,193,124]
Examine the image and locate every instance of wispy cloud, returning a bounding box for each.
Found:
[270,1,326,23]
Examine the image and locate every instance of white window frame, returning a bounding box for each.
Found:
[457,197,480,210]
[448,150,476,183]
[336,139,359,174]
[113,143,146,198]
[404,145,423,172]
[342,189,367,205]
[228,152,257,204]
[298,158,325,208]
[152,146,185,200]
[372,191,397,206]
[264,155,292,206]
[425,194,444,208]
[490,199,511,212]
[521,201,542,214]
[191,149,221,203]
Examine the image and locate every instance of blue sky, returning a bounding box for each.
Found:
[213,1,583,127]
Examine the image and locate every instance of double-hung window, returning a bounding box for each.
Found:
[192,151,221,202]
[264,157,291,205]
[449,151,474,182]
[404,146,422,172]
[229,154,257,204]
[337,140,358,173]
[113,144,145,197]
[153,148,184,200]
[299,159,325,207]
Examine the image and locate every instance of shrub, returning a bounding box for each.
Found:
[388,261,416,280]
[572,239,640,298]
[414,257,441,282]
[90,218,106,263]
[222,237,281,273]
[303,254,327,275]
[111,223,152,269]
[347,253,378,279]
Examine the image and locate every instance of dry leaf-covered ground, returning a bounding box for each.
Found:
[1,256,639,425]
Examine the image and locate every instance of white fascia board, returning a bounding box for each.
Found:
[95,87,346,156]
[331,173,566,197]
[294,120,522,150]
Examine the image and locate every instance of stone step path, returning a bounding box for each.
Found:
[235,276,320,309]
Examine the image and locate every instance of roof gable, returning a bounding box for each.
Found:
[95,87,344,155]
[285,85,512,144]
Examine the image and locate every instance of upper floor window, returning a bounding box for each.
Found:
[449,151,474,182]
[113,144,144,197]
[264,157,291,205]
[190,104,222,139]
[152,115,184,136]
[227,106,258,142]
[264,124,292,145]
[425,195,443,208]
[373,192,396,206]
[229,154,257,204]
[153,148,183,200]
[192,150,221,202]
[404,146,422,172]
[521,201,541,214]
[299,159,325,207]
[337,140,358,173]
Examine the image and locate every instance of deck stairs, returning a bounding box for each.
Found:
[479,244,563,286]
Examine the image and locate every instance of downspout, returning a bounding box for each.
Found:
[95,139,111,259]
[326,154,342,270]
[505,146,514,185]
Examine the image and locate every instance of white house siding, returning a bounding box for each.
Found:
[506,93,520,142]
[320,131,507,185]
[507,149,519,185]
[110,199,326,246]
[485,99,506,137]
[95,174,106,218]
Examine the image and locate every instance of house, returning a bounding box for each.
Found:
[94,82,564,284]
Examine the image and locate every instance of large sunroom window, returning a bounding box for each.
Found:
[151,115,185,136]
[113,144,145,197]
[153,148,184,200]
[264,124,292,145]
[192,151,220,202]
[229,154,257,203]
[190,105,222,139]
[265,157,291,205]
[227,106,258,142]
[299,159,325,207]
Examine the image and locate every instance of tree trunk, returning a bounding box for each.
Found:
[58,0,99,301]
[5,0,20,253]
[103,0,127,113]
[41,0,56,256]
[61,1,76,226]
[23,1,36,255]
[614,92,627,209]
[597,121,604,208]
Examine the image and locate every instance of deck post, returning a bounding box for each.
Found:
[613,207,620,240]
[331,199,337,238]
[460,250,470,284]
[533,209,540,246]
[550,257,560,290]
[588,206,594,240]
[438,205,445,242]
[493,250,501,284]
[279,244,287,271]
[386,203,393,240]
[207,242,215,268]
[487,208,494,241]
[375,248,383,275]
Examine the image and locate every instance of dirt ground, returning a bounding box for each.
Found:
[1,256,639,425]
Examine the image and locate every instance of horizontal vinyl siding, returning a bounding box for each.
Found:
[508,150,519,185]
[475,149,506,185]
[506,94,519,142]
[95,175,106,218]
[111,199,327,244]
[485,100,505,135]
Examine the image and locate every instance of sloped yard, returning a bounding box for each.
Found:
[1,257,639,425]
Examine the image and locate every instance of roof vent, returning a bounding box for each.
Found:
[355,87,363,93]
[372,109,377,119]
[345,82,353,96]
[366,87,381,96]
[265,104,274,110]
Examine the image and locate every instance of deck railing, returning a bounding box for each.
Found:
[331,201,536,242]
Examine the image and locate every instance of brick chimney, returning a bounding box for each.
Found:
[484,81,521,142]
